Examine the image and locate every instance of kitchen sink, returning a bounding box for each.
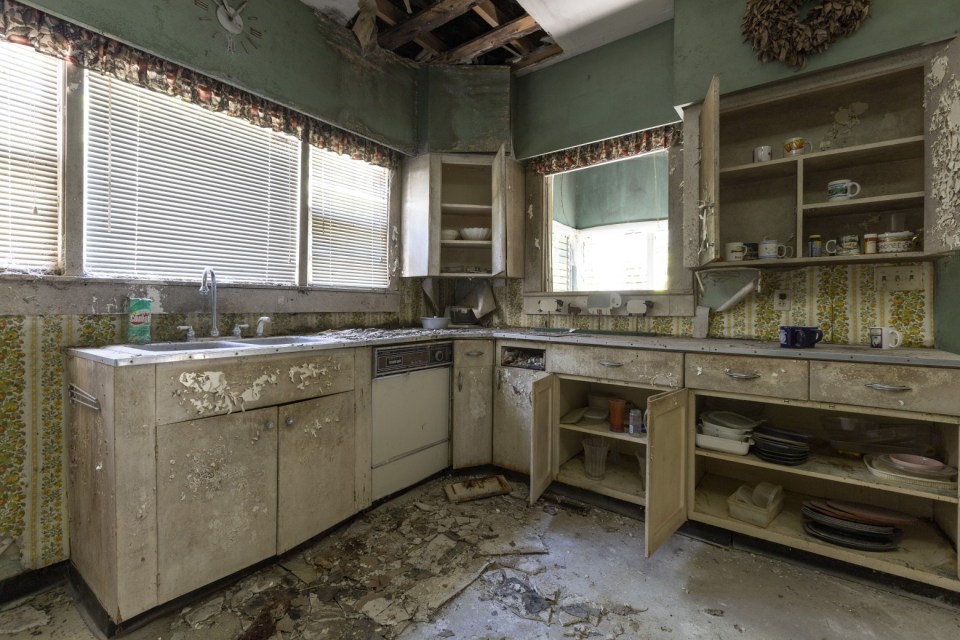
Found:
[129,341,254,352]
[233,336,330,345]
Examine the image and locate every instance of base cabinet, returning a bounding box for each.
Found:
[493,366,549,473]
[529,374,689,557]
[452,341,494,468]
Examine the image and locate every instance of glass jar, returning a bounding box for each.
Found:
[864,233,878,254]
[808,234,822,257]
[628,409,644,437]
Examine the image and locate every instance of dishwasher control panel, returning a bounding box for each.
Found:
[374,342,453,377]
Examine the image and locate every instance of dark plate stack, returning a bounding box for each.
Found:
[801,499,916,552]
[752,425,810,465]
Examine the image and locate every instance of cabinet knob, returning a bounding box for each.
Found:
[285,416,295,427]
[264,420,275,430]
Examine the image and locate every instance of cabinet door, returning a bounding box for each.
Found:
[529,375,555,505]
[644,388,689,557]
[157,407,278,601]
[699,75,720,266]
[492,367,548,474]
[401,153,441,276]
[494,143,525,277]
[277,392,356,553]
[924,36,960,254]
[452,365,493,468]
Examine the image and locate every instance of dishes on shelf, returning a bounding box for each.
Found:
[887,453,946,472]
[864,455,958,489]
[441,229,459,241]
[821,499,917,526]
[752,425,810,465]
[802,521,900,552]
[802,499,908,552]
[696,433,752,455]
[701,410,763,431]
[459,227,491,241]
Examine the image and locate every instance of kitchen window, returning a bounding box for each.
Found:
[0,43,393,291]
[0,40,62,272]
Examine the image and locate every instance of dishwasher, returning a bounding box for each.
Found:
[371,342,452,501]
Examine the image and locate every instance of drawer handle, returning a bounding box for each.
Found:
[724,370,760,380]
[865,383,912,392]
[599,360,623,368]
[458,372,464,392]
[465,350,484,357]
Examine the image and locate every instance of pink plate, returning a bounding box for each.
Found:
[888,453,946,472]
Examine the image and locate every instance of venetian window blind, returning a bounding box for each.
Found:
[0,41,61,271]
[308,146,390,289]
[84,71,300,284]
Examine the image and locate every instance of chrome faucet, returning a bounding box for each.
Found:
[199,268,219,338]
[255,316,271,337]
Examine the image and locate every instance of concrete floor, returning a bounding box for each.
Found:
[1,475,959,639]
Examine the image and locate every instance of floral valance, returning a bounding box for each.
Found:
[528,123,682,175]
[0,0,400,169]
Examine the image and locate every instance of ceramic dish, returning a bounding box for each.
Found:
[863,456,958,490]
[696,433,752,455]
[877,455,957,479]
[460,227,492,241]
[803,521,899,552]
[824,499,918,526]
[584,407,609,420]
[753,449,808,466]
[420,316,450,329]
[440,229,459,241]
[754,425,810,443]
[888,453,946,472]
[700,422,753,440]
[700,410,763,431]
[801,506,901,538]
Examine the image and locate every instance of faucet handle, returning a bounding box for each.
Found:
[176,325,196,341]
[255,316,272,337]
[232,323,249,338]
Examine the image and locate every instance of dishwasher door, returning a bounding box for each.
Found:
[371,367,450,500]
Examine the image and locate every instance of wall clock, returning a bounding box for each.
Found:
[195,0,264,54]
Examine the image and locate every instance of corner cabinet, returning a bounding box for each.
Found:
[401,144,524,277]
[685,37,960,268]
[452,340,494,468]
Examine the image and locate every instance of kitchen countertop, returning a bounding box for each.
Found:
[66,327,960,369]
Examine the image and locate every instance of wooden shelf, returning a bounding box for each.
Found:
[440,202,493,215]
[691,474,959,590]
[557,452,646,506]
[696,251,927,270]
[695,448,959,503]
[801,136,924,172]
[719,156,798,184]
[802,192,924,217]
[559,421,647,445]
[441,240,492,248]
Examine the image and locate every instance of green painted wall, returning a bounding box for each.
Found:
[553,152,668,229]
[23,0,420,153]
[935,255,960,354]
[673,0,960,106]
[513,20,676,159]
[419,65,511,153]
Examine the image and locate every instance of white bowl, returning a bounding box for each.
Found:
[441,229,459,241]
[421,316,450,329]
[460,227,491,241]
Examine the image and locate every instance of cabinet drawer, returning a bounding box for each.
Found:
[810,362,960,415]
[455,340,493,366]
[685,354,808,400]
[157,350,355,424]
[549,345,683,388]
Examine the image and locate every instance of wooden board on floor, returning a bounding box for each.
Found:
[445,475,512,503]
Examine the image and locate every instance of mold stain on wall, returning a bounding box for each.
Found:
[927,53,960,250]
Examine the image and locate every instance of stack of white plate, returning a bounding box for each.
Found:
[696,411,763,455]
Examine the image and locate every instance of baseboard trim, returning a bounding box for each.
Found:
[0,561,67,604]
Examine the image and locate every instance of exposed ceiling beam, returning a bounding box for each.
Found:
[375,0,447,56]
[438,14,540,64]
[511,43,563,72]
[471,0,529,54]
[378,0,479,51]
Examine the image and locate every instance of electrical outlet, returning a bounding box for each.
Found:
[773,289,791,311]
[875,266,924,292]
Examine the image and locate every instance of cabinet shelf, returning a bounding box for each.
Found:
[557,452,646,506]
[692,474,959,590]
[559,421,648,445]
[719,156,799,184]
[801,136,924,172]
[802,192,924,217]
[441,202,493,215]
[695,448,959,503]
[695,251,927,270]
[441,240,493,248]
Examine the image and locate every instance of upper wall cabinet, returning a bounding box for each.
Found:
[401,145,524,277]
[684,38,960,269]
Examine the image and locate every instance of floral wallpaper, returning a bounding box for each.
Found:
[529,123,682,175]
[492,262,934,347]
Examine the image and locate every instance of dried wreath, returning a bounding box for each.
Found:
[742,0,872,68]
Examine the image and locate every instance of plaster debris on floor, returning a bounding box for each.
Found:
[2,475,960,639]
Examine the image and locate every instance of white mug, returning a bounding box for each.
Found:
[828,179,861,201]
[869,326,902,349]
[758,239,795,259]
[753,145,772,163]
[725,242,746,261]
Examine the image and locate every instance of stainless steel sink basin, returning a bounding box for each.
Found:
[129,341,253,352]
[233,336,329,345]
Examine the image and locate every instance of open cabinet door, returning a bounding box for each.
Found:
[699,76,720,266]
[924,36,960,254]
[529,375,555,505]
[644,388,689,557]
[491,144,509,275]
